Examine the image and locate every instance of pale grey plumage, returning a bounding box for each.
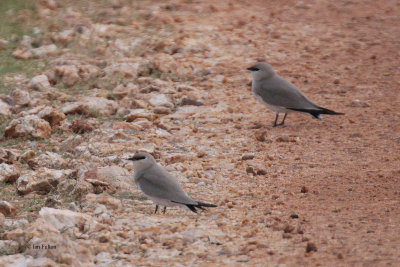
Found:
[248,62,344,126]
[253,71,319,110]
[128,152,216,214]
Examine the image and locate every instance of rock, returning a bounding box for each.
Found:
[148,93,174,108]
[276,135,300,143]
[153,53,177,73]
[84,165,134,192]
[104,62,140,78]
[57,179,94,200]
[180,96,203,106]
[36,106,66,127]
[20,35,34,47]
[79,64,102,82]
[16,168,73,195]
[0,38,8,50]
[61,102,86,115]
[132,99,148,109]
[0,255,57,267]
[86,193,122,209]
[0,99,11,116]
[21,217,96,265]
[246,164,266,176]
[255,130,268,142]
[96,252,113,266]
[19,150,36,163]
[276,135,290,142]
[62,97,118,116]
[35,152,68,169]
[0,201,17,216]
[4,115,52,139]
[55,29,74,45]
[0,163,20,183]
[81,96,118,116]
[351,99,370,107]
[301,186,309,193]
[153,106,171,114]
[296,1,312,9]
[12,46,33,59]
[124,109,154,121]
[10,88,31,105]
[241,154,255,160]
[0,148,18,164]
[55,65,80,87]
[306,242,318,253]
[131,118,152,129]
[39,207,92,231]
[176,84,196,92]
[31,44,58,58]
[111,83,137,99]
[29,74,51,90]
[70,120,94,134]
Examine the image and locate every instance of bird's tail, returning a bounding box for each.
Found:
[172,201,217,213]
[287,107,344,119]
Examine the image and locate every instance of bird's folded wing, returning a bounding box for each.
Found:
[257,76,319,109]
[136,169,197,205]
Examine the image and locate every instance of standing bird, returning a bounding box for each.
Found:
[127,152,217,214]
[247,62,344,127]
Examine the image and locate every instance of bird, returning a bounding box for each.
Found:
[247,62,344,127]
[127,152,217,214]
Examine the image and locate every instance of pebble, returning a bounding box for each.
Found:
[0,201,17,216]
[241,154,255,160]
[306,242,318,253]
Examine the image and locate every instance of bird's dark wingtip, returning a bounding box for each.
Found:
[197,201,217,208]
[171,200,216,213]
[287,108,344,117]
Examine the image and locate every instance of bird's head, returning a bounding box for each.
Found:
[127,152,155,171]
[247,62,276,81]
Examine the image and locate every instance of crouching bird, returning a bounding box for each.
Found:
[127,152,217,214]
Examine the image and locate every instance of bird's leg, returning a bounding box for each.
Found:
[278,113,287,126]
[154,205,159,214]
[273,113,279,127]
[162,206,167,214]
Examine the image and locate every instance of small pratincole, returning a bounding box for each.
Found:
[247,62,344,127]
[128,152,217,214]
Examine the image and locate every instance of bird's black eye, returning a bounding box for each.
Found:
[247,66,260,71]
[128,156,146,161]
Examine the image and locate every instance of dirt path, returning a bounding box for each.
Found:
[1,0,399,265]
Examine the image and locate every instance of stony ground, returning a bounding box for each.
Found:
[0,0,399,266]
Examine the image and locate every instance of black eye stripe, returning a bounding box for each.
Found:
[247,67,260,71]
[128,156,146,161]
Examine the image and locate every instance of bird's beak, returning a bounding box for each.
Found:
[247,66,258,71]
[127,157,135,161]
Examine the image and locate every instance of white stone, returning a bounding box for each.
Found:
[31,44,58,57]
[39,207,92,231]
[10,88,30,105]
[0,99,11,116]
[4,115,51,139]
[29,74,51,90]
[16,168,73,195]
[148,93,174,108]
[0,163,20,183]
[62,97,118,116]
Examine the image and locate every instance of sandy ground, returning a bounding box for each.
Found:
[1,0,400,266]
